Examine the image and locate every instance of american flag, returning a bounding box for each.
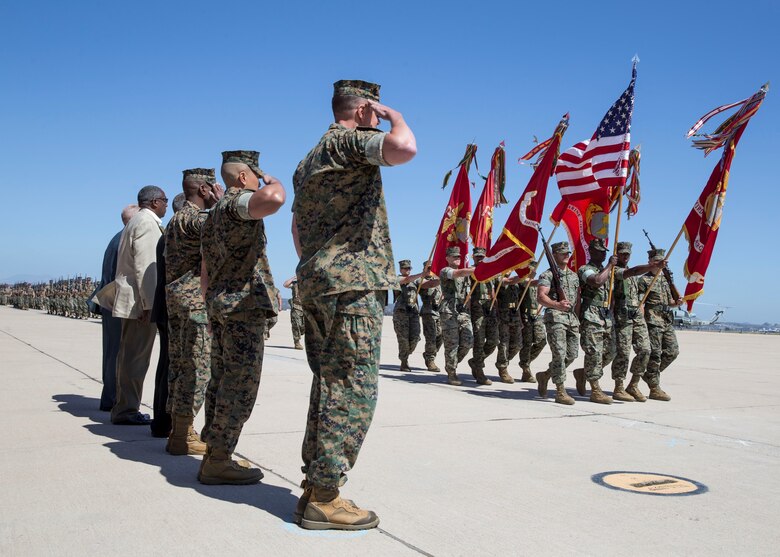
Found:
[555,63,637,200]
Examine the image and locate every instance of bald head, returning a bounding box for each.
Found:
[221,162,251,189]
[121,204,139,225]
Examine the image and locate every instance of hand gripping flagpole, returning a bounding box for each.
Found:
[606,186,624,307]
[638,225,685,307]
[417,237,439,295]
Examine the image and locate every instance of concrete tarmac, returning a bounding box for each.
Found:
[1,305,778,556]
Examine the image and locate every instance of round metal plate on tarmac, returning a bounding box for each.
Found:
[592,471,708,496]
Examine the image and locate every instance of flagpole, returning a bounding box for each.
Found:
[417,236,439,295]
[534,224,560,317]
[606,187,624,307]
[638,225,685,307]
[488,272,507,311]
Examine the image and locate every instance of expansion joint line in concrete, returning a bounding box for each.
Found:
[0,328,153,412]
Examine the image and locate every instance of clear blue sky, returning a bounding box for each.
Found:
[1,1,777,324]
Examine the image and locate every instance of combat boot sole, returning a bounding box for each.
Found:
[300,506,380,531]
[198,471,264,485]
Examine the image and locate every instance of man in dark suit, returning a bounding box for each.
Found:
[98,205,139,411]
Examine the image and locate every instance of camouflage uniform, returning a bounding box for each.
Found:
[165,196,211,418]
[639,261,679,386]
[468,275,500,374]
[290,280,304,345]
[519,282,547,372]
[538,257,580,386]
[577,260,617,382]
[293,119,394,489]
[201,156,278,454]
[439,264,473,379]
[611,246,650,381]
[496,281,523,370]
[419,283,443,366]
[392,269,421,364]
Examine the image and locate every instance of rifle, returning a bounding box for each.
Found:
[538,226,567,304]
[643,229,681,300]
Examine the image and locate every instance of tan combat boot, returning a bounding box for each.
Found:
[399,359,411,372]
[167,415,207,456]
[649,385,671,401]
[294,340,304,350]
[497,367,515,384]
[198,447,264,485]
[294,480,313,525]
[555,384,575,405]
[612,379,635,402]
[520,366,537,383]
[536,371,550,397]
[472,368,493,386]
[300,487,380,531]
[426,360,441,372]
[446,370,462,386]
[573,368,587,396]
[589,380,613,405]
[626,374,647,402]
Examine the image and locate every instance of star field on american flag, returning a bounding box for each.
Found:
[555,64,637,201]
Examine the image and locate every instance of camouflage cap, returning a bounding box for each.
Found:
[472,247,487,257]
[333,79,380,102]
[221,150,263,177]
[446,246,461,257]
[182,168,216,185]
[616,241,632,254]
[589,238,609,252]
[399,259,412,269]
[648,248,666,261]
[551,241,571,254]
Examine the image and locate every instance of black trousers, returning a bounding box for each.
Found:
[150,321,171,437]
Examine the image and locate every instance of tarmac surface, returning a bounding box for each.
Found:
[1,305,778,556]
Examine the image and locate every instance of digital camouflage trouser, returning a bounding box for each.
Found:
[469,304,499,372]
[646,322,679,385]
[301,290,382,489]
[167,308,211,417]
[203,310,266,454]
[393,307,420,361]
[496,309,523,370]
[611,314,650,380]
[291,303,304,343]
[421,313,442,365]
[519,316,547,371]
[580,320,616,382]
[545,320,579,386]
[441,312,473,374]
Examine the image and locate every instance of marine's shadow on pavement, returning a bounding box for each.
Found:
[52,393,298,523]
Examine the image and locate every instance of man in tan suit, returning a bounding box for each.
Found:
[110,185,168,425]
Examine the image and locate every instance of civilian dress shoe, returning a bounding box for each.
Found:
[113,412,152,426]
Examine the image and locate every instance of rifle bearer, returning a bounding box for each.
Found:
[536,241,580,405]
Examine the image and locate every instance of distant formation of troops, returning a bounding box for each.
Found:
[392,237,681,404]
[1,278,97,319]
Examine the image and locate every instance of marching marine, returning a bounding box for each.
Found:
[639,248,682,400]
[419,260,443,372]
[536,241,580,405]
[439,246,476,386]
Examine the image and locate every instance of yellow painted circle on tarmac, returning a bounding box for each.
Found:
[592,471,707,496]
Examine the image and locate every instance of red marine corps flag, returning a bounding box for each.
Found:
[470,143,507,250]
[473,115,569,282]
[551,61,637,270]
[430,144,475,274]
[682,83,768,310]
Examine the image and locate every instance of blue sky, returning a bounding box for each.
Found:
[1,1,777,323]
